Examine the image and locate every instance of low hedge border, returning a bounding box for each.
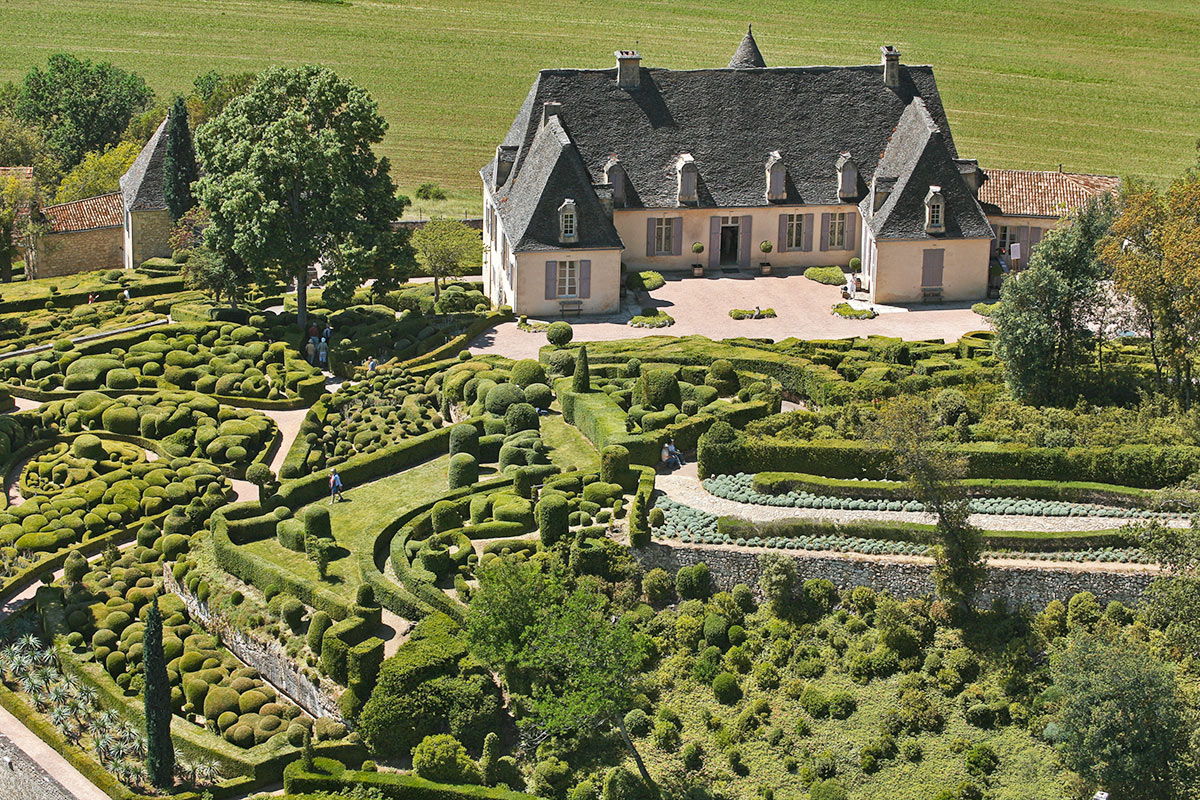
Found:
[0,276,186,315]
[279,399,328,479]
[752,471,1154,508]
[699,432,1200,489]
[628,465,656,547]
[284,757,540,800]
[1,381,314,412]
[398,310,513,370]
[714,515,1138,552]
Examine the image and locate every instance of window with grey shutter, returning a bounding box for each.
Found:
[739,215,752,267]
[708,216,720,268]
[545,261,557,299]
[777,214,788,253]
[671,218,682,255]
[921,249,944,288]
[820,213,831,251]
[802,214,814,251]
[646,219,656,257]
[845,212,857,251]
[579,260,591,299]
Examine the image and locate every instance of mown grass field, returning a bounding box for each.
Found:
[2,0,1198,216]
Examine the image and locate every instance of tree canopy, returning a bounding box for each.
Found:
[52,141,140,205]
[411,218,483,301]
[15,53,153,169]
[194,64,404,329]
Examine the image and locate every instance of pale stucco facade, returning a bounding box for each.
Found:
[123,208,172,270]
[985,214,1055,271]
[863,230,991,304]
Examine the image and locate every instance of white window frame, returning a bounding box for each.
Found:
[654,218,673,255]
[561,211,576,239]
[929,202,943,229]
[557,260,578,298]
[829,212,846,249]
[786,214,804,250]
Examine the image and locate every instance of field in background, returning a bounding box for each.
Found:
[2,0,1198,217]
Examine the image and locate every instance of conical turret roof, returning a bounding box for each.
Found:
[728,25,766,69]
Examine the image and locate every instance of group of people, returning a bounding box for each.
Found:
[305,321,333,369]
[661,438,685,470]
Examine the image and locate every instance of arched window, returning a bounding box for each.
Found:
[924,186,946,234]
[559,199,578,243]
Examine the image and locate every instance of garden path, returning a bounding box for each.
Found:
[0,703,109,800]
[655,470,1183,535]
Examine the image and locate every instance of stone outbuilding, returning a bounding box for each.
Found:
[118,116,173,269]
[26,193,125,278]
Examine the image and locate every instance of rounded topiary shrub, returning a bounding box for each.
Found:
[302,505,332,539]
[204,686,240,720]
[639,369,681,410]
[524,382,553,410]
[511,359,547,388]
[546,321,573,348]
[600,445,631,487]
[485,383,525,416]
[504,402,539,436]
[712,672,741,704]
[412,734,482,785]
[449,424,480,457]
[448,453,479,490]
[431,500,463,533]
[535,494,569,547]
[623,708,650,736]
[547,349,574,377]
[72,433,106,461]
[705,360,739,396]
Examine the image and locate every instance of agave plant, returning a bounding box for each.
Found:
[195,759,221,785]
[92,731,116,763]
[78,684,99,708]
[97,708,121,730]
[5,648,32,682]
[34,644,57,667]
[47,682,70,707]
[49,705,71,730]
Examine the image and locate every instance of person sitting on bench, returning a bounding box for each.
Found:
[661,439,683,469]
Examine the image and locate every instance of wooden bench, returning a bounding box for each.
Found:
[922,287,944,304]
[759,262,772,276]
[559,299,583,316]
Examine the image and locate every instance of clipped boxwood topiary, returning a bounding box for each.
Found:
[524,382,553,410]
[511,359,547,388]
[484,383,525,416]
[535,494,569,546]
[449,424,479,457]
[448,453,479,490]
[546,321,573,348]
[713,672,741,704]
[504,402,539,436]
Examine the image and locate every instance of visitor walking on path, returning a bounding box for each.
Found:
[318,338,328,368]
[330,468,344,503]
[305,340,317,365]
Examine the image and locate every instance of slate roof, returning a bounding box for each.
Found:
[729,27,766,69]
[43,192,124,233]
[486,49,958,212]
[482,116,623,253]
[978,168,1119,218]
[120,117,169,212]
[861,100,992,241]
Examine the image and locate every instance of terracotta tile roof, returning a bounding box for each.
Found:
[979,168,1119,218]
[0,166,34,185]
[43,192,124,233]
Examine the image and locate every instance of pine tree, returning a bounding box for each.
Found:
[162,96,198,222]
[143,598,175,788]
[572,346,590,393]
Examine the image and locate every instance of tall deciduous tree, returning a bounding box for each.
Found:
[143,598,174,788]
[163,97,198,222]
[870,396,982,613]
[181,245,251,305]
[1102,171,1200,407]
[52,141,140,205]
[991,195,1113,405]
[1052,634,1185,798]
[15,53,153,169]
[0,172,35,283]
[194,65,403,330]
[410,217,483,302]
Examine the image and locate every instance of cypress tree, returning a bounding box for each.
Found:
[143,598,175,788]
[572,346,590,393]
[302,726,315,772]
[162,96,198,222]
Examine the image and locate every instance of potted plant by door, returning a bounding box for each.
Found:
[691,243,705,277]
[758,241,773,275]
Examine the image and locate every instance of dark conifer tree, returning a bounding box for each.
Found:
[143,598,175,787]
[573,346,590,393]
[162,96,198,222]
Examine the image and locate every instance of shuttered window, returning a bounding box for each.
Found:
[829,213,847,249]
[786,214,804,250]
[654,218,673,255]
[557,260,577,297]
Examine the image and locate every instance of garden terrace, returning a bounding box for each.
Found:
[0,298,168,356]
[0,269,187,315]
[0,322,324,405]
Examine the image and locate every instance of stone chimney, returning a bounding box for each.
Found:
[881,45,900,88]
[616,50,641,90]
[541,101,562,128]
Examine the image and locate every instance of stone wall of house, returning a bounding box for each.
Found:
[164,568,343,723]
[32,227,123,278]
[0,731,76,800]
[129,210,172,269]
[634,542,1155,610]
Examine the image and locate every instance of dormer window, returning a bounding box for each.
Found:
[605,157,626,207]
[924,186,945,234]
[765,151,785,202]
[676,153,698,205]
[559,199,578,243]
[836,152,858,201]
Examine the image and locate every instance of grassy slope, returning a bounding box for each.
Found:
[243,453,451,589]
[1,0,1198,214]
[541,411,601,473]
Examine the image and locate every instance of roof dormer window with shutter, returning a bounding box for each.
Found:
[765,151,785,202]
[559,199,578,243]
[604,157,627,208]
[836,152,858,201]
[924,186,945,234]
[676,153,698,205]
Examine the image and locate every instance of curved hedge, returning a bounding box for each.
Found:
[285,757,539,800]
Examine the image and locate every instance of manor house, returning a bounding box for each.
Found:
[480,29,1113,315]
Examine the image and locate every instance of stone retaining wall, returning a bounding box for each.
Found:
[163,568,343,722]
[634,542,1155,609]
[0,730,75,800]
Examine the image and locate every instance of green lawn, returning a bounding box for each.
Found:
[243,454,451,590]
[541,412,601,473]
[2,0,1197,208]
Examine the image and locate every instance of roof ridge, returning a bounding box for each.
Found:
[44,191,122,211]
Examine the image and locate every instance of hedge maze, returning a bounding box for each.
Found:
[0,292,1187,800]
